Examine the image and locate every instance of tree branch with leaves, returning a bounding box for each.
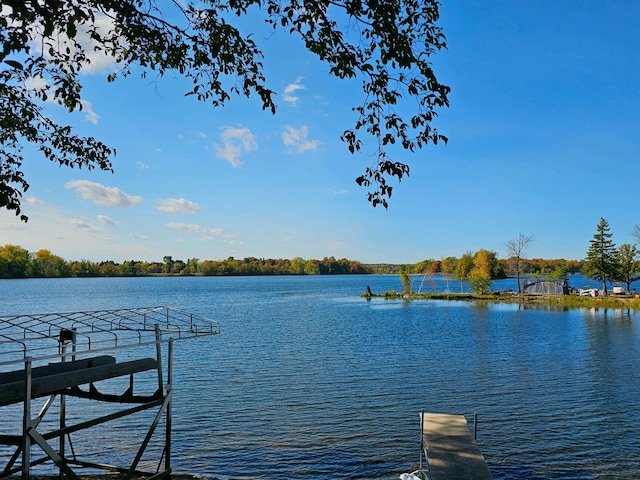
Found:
[1,0,450,220]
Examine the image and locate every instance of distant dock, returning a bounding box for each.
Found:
[420,412,493,480]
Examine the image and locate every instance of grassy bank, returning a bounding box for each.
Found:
[363,291,640,310]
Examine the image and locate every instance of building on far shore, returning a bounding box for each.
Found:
[521,279,569,295]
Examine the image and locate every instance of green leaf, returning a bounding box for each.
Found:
[4,60,23,70]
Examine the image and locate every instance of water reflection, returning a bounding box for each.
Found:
[582,306,637,321]
[519,303,568,312]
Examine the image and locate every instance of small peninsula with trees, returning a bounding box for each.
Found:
[366,218,640,309]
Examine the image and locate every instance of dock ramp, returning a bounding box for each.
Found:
[402,412,493,480]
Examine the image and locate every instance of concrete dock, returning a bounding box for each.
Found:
[421,412,494,480]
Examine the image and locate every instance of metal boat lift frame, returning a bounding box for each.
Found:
[0,306,220,480]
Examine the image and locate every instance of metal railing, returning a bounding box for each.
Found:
[0,306,220,368]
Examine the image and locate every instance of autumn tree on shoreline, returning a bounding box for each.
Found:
[617,244,640,293]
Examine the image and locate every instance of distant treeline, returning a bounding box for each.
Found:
[418,256,583,279]
[0,245,373,278]
[0,244,583,279]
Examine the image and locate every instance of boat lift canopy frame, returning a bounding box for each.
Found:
[0,306,220,480]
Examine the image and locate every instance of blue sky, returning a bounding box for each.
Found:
[3,0,640,264]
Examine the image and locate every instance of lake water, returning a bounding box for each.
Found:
[1,275,639,479]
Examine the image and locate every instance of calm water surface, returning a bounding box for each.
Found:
[1,275,639,479]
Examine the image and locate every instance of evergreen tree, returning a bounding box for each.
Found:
[583,217,619,295]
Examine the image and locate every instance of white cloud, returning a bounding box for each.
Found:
[30,13,119,74]
[69,217,110,239]
[25,75,49,92]
[6,5,115,75]
[283,77,305,105]
[19,13,117,128]
[137,161,149,170]
[0,206,152,262]
[165,222,222,236]
[156,198,201,214]
[76,15,121,73]
[222,233,242,245]
[1,217,28,231]
[25,195,43,205]
[164,222,240,244]
[128,233,149,240]
[181,131,207,143]
[214,126,257,168]
[215,142,242,168]
[98,215,118,226]
[80,100,99,124]
[70,218,93,230]
[24,75,54,108]
[23,76,100,124]
[281,125,321,154]
[332,189,347,195]
[65,180,143,207]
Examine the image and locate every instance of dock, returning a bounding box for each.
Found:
[420,412,493,480]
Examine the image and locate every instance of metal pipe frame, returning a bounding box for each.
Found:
[0,339,175,480]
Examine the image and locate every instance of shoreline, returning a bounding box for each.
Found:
[362,291,640,309]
